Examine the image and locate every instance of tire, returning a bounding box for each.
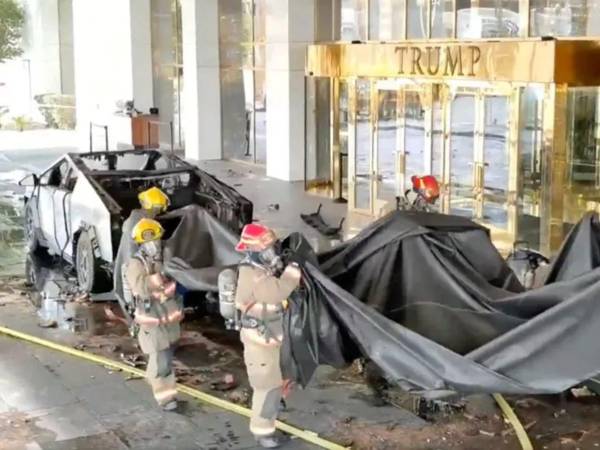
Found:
[24,203,40,253]
[76,230,111,293]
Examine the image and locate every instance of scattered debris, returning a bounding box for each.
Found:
[124,375,143,382]
[502,420,537,437]
[553,409,567,418]
[210,373,238,392]
[478,430,496,437]
[571,387,596,398]
[120,353,145,368]
[38,319,57,328]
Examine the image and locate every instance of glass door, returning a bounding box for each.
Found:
[449,93,478,218]
[350,78,374,213]
[374,81,401,212]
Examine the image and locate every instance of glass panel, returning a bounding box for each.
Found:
[407,0,428,38]
[376,88,398,203]
[482,96,509,230]
[529,0,587,36]
[517,86,544,250]
[450,95,476,217]
[340,81,350,200]
[564,88,600,227]
[305,78,332,191]
[431,0,455,38]
[355,79,372,210]
[369,0,406,40]
[457,0,520,38]
[431,91,444,212]
[341,0,368,41]
[221,68,250,160]
[404,91,426,191]
[254,70,267,164]
[151,0,180,148]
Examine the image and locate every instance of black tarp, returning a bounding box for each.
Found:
[282,211,600,395]
[114,205,241,311]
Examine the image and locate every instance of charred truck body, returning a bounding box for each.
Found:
[22,150,252,298]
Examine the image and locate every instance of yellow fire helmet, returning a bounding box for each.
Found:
[131,218,164,244]
[138,187,170,214]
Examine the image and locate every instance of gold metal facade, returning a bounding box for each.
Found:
[305,39,600,255]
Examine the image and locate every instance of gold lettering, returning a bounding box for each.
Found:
[411,47,424,75]
[425,46,441,76]
[395,47,409,74]
[468,46,481,76]
[443,46,463,76]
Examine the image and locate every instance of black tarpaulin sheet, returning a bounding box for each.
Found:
[282,211,600,395]
[114,205,241,306]
[161,205,241,291]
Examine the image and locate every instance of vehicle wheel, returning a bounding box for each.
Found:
[24,203,41,253]
[76,230,111,293]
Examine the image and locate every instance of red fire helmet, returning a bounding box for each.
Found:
[236,223,277,252]
[411,175,440,203]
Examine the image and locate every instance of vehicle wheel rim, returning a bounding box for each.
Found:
[79,251,89,287]
[25,211,34,244]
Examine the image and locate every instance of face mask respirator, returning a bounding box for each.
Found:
[142,240,162,260]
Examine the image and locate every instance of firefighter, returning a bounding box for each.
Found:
[234,223,301,448]
[125,217,183,411]
[115,187,171,316]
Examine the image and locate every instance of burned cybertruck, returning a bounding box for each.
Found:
[21,150,252,318]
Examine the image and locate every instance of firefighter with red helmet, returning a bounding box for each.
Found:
[234,223,301,448]
[411,175,440,204]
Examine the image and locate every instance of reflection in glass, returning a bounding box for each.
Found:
[565,88,600,226]
[341,0,368,41]
[431,93,443,212]
[431,0,455,38]
[482,96,509,230]
[404,91,425,191]
[450,95,476,218]
[305,78,332,191]
[340,81,350,199]
[517,86,544,249]
[150,0,184,148]
[369,0,405,40]
[377,88,398,204]
[355,79,372,210]
[219,0,266,165]
[407,0,428,38]
[529,0,590,36]
[457,0,520,38]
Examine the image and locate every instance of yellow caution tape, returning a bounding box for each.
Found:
[492,393,534,450]
[0,325,349,450]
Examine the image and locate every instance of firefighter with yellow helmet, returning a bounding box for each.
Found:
[124,217,183,411]
[234,223,301,448]
[115,187,171,317]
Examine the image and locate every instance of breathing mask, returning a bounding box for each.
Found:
[141,239,162,260]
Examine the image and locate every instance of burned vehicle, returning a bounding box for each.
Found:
[21,150,252,298]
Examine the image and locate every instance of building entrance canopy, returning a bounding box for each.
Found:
[307,39,600,86]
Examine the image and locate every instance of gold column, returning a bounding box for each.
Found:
[330,78,342,199]
[396,87,406,196]
[540,83,568,256]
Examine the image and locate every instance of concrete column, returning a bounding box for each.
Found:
[265,0,316,181]
[180,0,221,161]
[73,0,153,150]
